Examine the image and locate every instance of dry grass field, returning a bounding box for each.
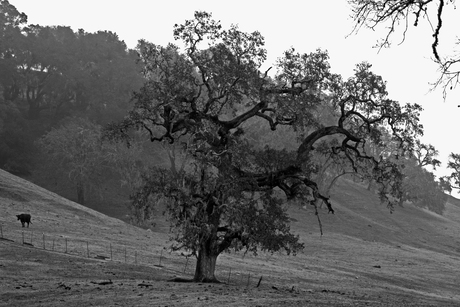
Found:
[1,169,460,306]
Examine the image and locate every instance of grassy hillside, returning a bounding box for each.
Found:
[1,168,460,306]
[301,179,460,256]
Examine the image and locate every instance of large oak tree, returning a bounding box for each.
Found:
[107,11,423,282]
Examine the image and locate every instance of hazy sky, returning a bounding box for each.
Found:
[12,0,460,194]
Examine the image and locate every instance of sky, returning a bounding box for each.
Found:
[11,0,460,195]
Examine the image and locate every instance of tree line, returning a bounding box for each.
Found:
[0,1,150,210]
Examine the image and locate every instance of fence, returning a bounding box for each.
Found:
[0,224,263,287]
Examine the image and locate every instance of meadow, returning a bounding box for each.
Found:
[1,169,460,306]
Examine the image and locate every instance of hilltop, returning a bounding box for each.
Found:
[1,168,460,306]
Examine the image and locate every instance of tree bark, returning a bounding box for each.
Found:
[193,241,219,283]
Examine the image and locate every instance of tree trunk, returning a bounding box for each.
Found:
[27,102,41,120]
[326,171,353,196]
[76,182,85,206]
[193,242,219,283]
[352,173,358,183]
[367,179,374,191]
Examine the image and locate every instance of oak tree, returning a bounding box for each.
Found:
[401,157,447,214]
[445,152,460,191]
[107,11,423,282]
[399,140,446,212]
[413,140,441,169]
[37,117,110,205]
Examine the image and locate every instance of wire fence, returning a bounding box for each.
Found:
[0,224,264,287]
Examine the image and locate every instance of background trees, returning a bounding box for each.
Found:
[36,116,156,212]
[445,153,460,191]
[0,0,37,175]
[107,11,423,282]
[397,140,447,213]
[1,24,142,123]
[401,158,447,214]
[348,0,458,212]
[36,117,110,205]
[0,1,145,213]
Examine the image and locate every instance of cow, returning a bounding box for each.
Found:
[16,214,32,228]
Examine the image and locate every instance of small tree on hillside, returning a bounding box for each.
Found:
[444,152,460,191]
[401,158,447,214]
[439,176,453,194]
[398,140,446,211]
[107,11,423,282]
[413,140,441,170]
[37,117,109,205]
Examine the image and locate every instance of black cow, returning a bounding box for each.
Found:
[16,213,32,228]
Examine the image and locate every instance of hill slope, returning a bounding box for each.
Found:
[1,169,460,306]
[292,178,460,256]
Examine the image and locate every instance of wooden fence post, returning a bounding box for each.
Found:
[86,241,89,258]
[256,276,263,288]
[65,238,68,253]
[159,250,163,266]
[227,268,232,284]
[184,257,189,273]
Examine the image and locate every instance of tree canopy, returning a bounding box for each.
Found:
[0,0,143,176]
[349,0,460,98]
[37,117,110,205]
[445,152,460,191]
[107,11,423,282]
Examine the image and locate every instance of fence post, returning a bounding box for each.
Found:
[86,241,89,258]
[124,247,127,263]
[184,257,189,273]
[43,233,45,249]
[247,273,251,288]
[227,268,232,284]
[110,243,112,260]
[0,225,3,238]
[65,238,68,253]
[256,276,263,288]
[159,250,163,266]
